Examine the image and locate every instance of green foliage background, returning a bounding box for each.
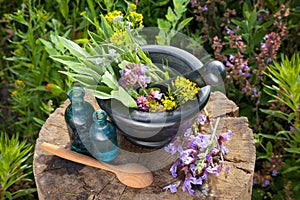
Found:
[0,0,299,199]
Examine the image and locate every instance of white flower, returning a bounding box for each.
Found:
[95,58,103,65]
[112,16,123,24]
[125,21,132,30]
[108,49,116,55]
[108,49,121,62]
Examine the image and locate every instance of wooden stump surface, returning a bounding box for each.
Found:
[33,91,255,200]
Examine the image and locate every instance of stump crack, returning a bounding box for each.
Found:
[95,177,115,197]
[225,158,254,174]
[234,165,253,174]
[224,157,248,164]
[118,185,127,199]
[44,124,64,130]
[40,166,65,174]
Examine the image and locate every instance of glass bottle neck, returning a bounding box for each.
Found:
[68,87,85,104]
[93,110,108,127]
[97,119,108,127]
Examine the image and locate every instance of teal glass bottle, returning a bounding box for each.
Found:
[88,110,118,162]
[64,86,95,153]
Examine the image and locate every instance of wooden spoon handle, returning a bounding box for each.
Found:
[41,142,115,173]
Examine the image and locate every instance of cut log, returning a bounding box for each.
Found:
[33,91,255,200]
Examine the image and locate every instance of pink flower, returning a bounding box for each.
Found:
[150,89,162,100]
[136,96,150,111]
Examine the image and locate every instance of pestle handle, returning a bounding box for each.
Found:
[184,60,226,87]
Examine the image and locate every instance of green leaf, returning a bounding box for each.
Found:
[260,108,288,120]
[101,72,118,89]
[231,19,246,30]
[29,85,47,92]
[261,20,274,30]
[9,14,28,26]
[256,156,269,160]
[88,30,105,44]
[290,133,300,143]
[111,87,137,108]
[252,32,266,47]
[59,71,97,86]
[282,166,300,174]
[173,0,189,15]
[157,19,172,30]
[288,113,295,123]
[78,57,105,75]
[52,55,103,82]
[11,188,37,199]
[39,39,58,56]
[177,17,193,31]
[242,33,250,44]
[92,90,112,99]
[56,0,70,20]
[95,85,113,94]
[258,133,287,140]
[264,53,300,115]
[284,147,300,154]
[33,117,45,126]
[100,15,113,39]
[75,38,90,44]
[154,0,170,7]
[242,3,250,20]
[87,0,96,21]
[166,7,176,22]
[50,55,84,68]
[137,50,152,64]
[0,132,33,197]
[249,11,258,28]
[276,131,292,141]
[57,36,90,58]
[266,141,273,156]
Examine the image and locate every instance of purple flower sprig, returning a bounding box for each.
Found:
[118,62,151,89]
[163,111,232,195]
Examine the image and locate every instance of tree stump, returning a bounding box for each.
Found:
[33,91,255,200]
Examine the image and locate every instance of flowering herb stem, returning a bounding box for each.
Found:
[164,109,232,195]
[205,107,224,162]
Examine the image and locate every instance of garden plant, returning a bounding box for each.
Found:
[0,0,299,199]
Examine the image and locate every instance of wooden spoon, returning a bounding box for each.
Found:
[40,142,153,188]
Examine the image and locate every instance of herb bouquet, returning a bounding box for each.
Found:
[48,8,200,112]
[46,6,211,148]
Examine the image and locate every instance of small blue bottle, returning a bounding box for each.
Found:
[65,86,95,154]
[88,110,118,162]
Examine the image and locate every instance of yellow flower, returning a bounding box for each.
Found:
[105,10,123,24]
[128,3,137,12]
[27,63,34,69]
[172,76,200,104]
[11,90,18,97]
[14,45,23,55]
[149,99,165,112]
[110,30,126,45]
[15,80,25,87]
[80,11,86,16]
[162,96,177,111]
[127,11,143,28]
[3,13,10,18]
